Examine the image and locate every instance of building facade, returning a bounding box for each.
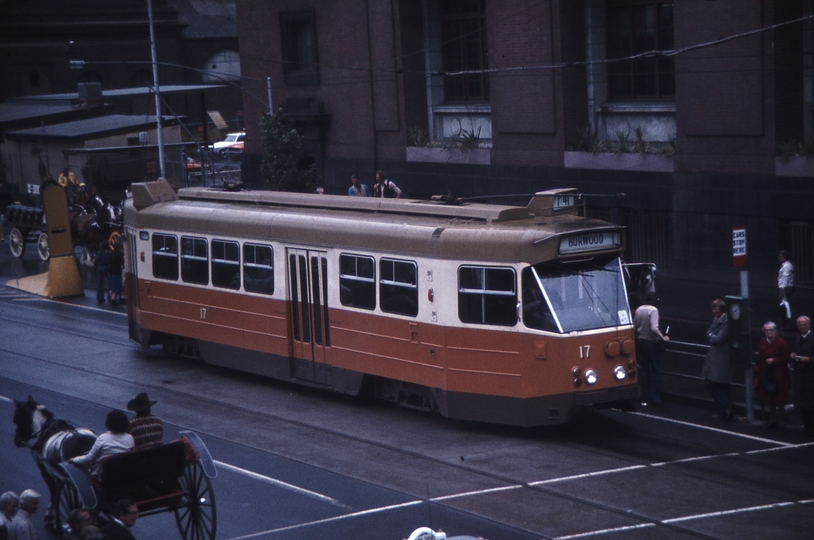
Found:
[242,1,813,307]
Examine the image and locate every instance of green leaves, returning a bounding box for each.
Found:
[259,113,318,193]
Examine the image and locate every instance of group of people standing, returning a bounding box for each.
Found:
[633,250,814,434]
[347,170,402,198]
[0,489,41,540]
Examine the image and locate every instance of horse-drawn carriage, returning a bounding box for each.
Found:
[13,397,217,540]
[3,183,122,262]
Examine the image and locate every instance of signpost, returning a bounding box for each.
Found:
[732,226,754,422]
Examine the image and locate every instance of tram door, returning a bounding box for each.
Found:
[287,249,331,385]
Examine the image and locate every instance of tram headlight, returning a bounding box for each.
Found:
[613,365,627,381]
[584,369,598,385]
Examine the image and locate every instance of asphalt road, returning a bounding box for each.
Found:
[1,243,813,540]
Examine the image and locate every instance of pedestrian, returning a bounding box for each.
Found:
[9,489,40,540]
[99,499,138,540]
[57,167,79,189]
[790,315,814,434]
[373,170,402,198]
[702,298,733,420]
[778,250,795,328]
[633,298,669,406]
[69,409,134,479]
[754,321,791,429]
[127,392,163,451]
[94,242,110,303]
[347,174,370,197]
[0,492,18,539]
[65,508,97,540]
[107,241,124,306]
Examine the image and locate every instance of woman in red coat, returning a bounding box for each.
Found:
[754,321,791,428]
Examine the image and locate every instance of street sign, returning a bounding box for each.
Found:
[732,227,746,267]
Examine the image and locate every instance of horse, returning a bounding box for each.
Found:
[13,396,97,527]
[67,188,122,266]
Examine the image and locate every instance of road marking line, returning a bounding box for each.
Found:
[662,500,798,523]
[554,523,655,539]
[214,460,346,507]
[431,485,521,501]
[628,411,795,446]
[227,500,423,539]
[530,465,647,485]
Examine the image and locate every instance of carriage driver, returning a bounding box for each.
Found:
[126,392,164,451]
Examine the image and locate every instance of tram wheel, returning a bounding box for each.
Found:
[37,232,50,261]
[9,227,25,258]
[174,462,217,540]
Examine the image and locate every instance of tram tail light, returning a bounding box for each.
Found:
[572,366,582,387]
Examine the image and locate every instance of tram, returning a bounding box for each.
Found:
[123,180,639,427]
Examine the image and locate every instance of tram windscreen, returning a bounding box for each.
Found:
[522,257,630,333]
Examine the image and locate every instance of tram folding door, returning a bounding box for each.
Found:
[287,249,331,384]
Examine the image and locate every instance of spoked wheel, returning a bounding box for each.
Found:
[9,227,25,258]
[174,462,217,540]
[57,481,81,537]
[37,232,50,261]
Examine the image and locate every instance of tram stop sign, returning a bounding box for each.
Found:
[725,295,752,368]
[732,227,747,267]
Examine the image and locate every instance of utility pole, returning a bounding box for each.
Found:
[147,0,167,179]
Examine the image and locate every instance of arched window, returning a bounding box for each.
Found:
[203,50,241,82]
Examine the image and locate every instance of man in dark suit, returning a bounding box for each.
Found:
[100,499,138,540]
[791,316,814,434]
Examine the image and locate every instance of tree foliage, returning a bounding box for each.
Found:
[259,112,318,192]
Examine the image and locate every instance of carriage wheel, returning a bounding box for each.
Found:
[108,231,122,250]
[57,481,81,537]
[174,462,217,540]
[37,232,50,261]
[9,227,25,257]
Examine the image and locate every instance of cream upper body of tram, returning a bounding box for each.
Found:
[124,181,637,427]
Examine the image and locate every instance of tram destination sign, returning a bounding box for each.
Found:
[559,231,621,255]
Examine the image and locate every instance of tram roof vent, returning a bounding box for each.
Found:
[131,179,178,210]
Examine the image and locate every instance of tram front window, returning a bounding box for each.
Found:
[522,257,630,333]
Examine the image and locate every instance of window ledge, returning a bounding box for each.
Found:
[407,146,491,165]
[564,151,674,173]
[433,104,492,114]
[776,156,814,178]
[597,102,675,114]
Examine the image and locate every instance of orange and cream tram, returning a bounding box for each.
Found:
[124,180,638,427]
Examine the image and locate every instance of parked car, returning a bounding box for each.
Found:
[211,131,245,152]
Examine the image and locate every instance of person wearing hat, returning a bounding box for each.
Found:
[127,392,163,451]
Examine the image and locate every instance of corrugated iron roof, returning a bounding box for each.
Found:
[6,114,180,140]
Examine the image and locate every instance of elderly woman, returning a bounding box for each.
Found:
[754,321,791,428]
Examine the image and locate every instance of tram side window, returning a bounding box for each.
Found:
[181,236,209,285]
[458,266,517,325]
[211,239,240,290]
[380,258,418,317]
[152,233,179,281]
[339,254,375,309]
[243,243,274,295]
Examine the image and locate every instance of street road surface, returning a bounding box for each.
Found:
[0,244,813,540]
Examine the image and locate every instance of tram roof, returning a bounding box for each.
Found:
[127,181,624,263]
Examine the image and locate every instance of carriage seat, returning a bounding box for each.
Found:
[98,440,187,512]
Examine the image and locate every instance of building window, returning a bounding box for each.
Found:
[623,209,669,271]
[458,266,516,326]
[181,236,209,285]
[606,1,674,100]
[211,239,240,290]
[152,233,178,281]
[243,243,274,295]
[281,10,319,86]
[441,0,489,103]
[379,258,418,317]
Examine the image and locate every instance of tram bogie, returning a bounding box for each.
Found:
[124,180,639,427]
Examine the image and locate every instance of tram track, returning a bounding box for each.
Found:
[1,294,811,539]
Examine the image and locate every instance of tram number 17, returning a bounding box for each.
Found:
[579,345,591,359]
